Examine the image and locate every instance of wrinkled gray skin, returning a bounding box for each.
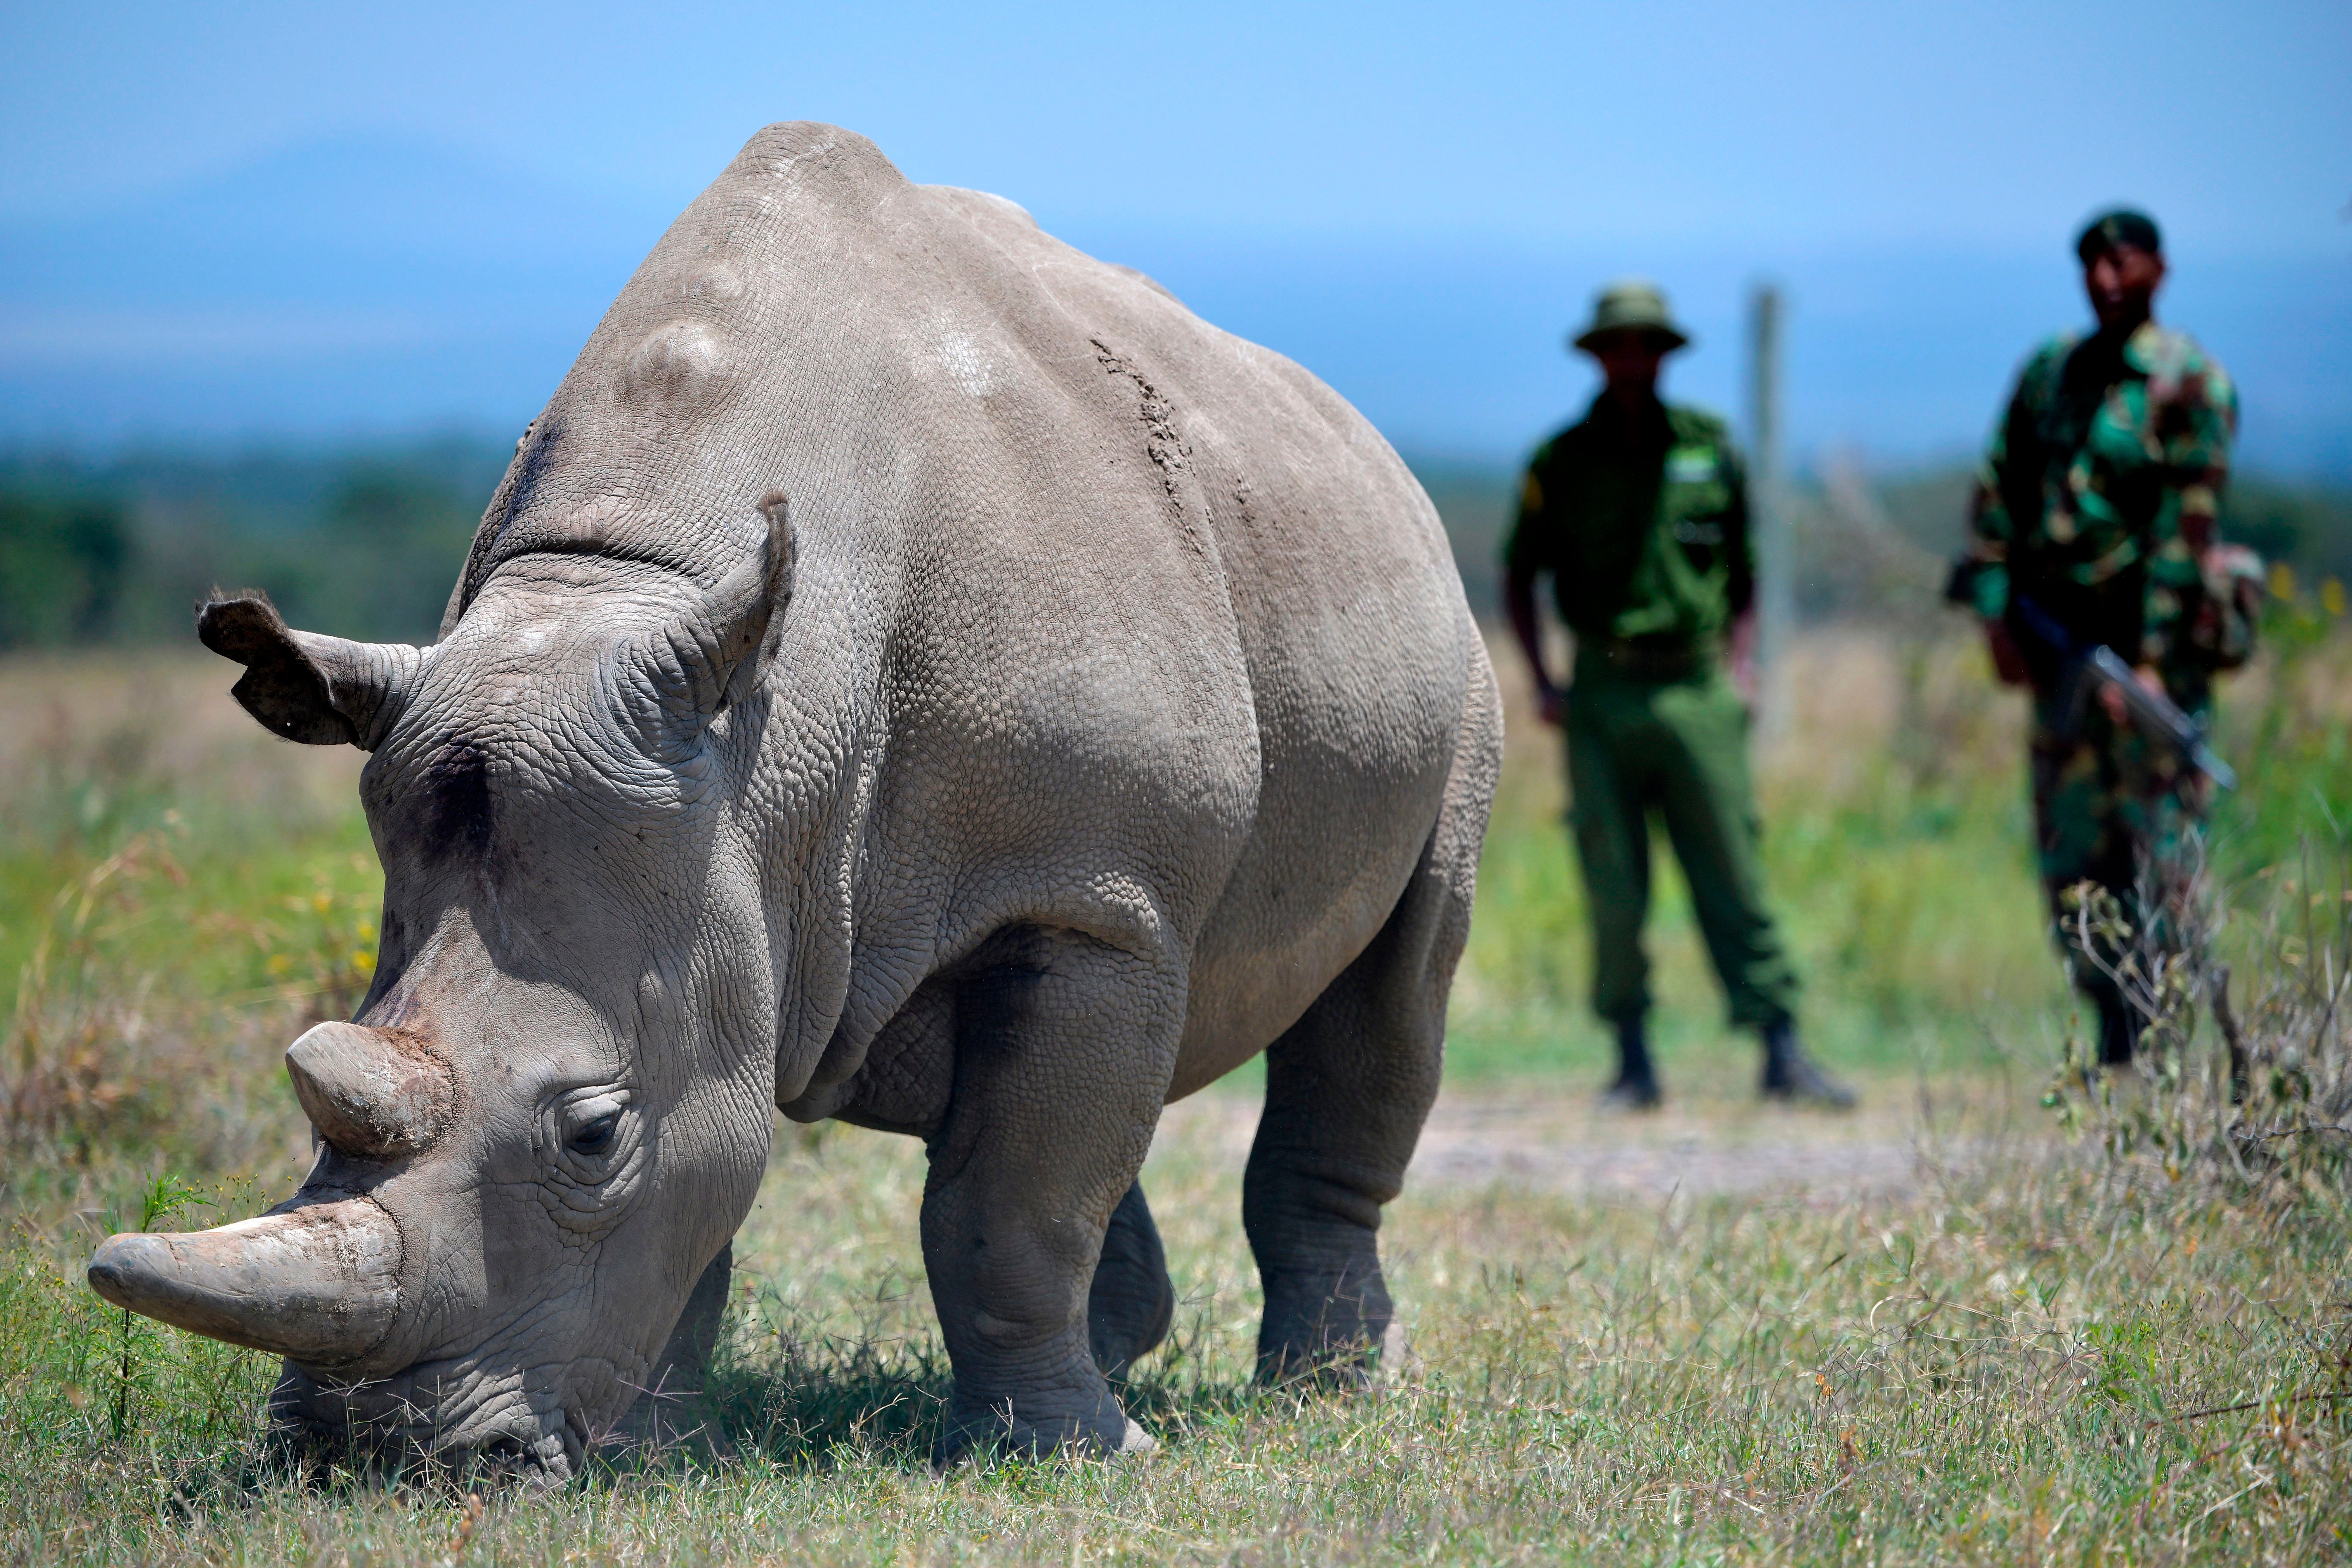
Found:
[86,123,1500,1480]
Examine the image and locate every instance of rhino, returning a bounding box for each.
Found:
[87,123,1500,1479]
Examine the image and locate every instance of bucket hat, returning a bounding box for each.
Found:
[1571,279,1691,353]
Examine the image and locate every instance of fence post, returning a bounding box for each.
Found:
[1746,281,1794,740]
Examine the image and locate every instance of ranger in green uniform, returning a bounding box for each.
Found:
[1950,210,2253,1067]
[1504,281,1854,1110]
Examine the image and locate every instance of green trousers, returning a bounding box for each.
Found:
[1564,661,1802,1032]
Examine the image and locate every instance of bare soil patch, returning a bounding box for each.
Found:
[1157,1077,2005,1204]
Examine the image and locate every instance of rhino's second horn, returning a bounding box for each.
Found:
[286,1022,452,1158]
[87,1199,402,1367]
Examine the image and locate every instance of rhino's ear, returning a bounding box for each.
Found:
[620,494,796,758]
[197,595,425,750]
[710,491,796,714]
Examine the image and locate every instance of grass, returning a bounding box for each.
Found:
[0,614,2347,1563]
[7,1101,2350,1562]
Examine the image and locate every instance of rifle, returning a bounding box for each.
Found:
[2009,595,2238,791]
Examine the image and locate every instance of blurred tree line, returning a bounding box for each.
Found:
[0,440,2347,649]
[0,439,506,648]
[1424,457,2352,627]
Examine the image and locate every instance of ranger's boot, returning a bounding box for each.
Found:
[1600,1018,1662,1110]
[1759,1020,1856,1109]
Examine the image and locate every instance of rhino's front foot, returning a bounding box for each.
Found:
[926,1266,1162,1467]
[932,1372,1157,1468]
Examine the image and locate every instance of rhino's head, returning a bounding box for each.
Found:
[88,498,796,1480]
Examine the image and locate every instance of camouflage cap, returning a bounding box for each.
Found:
[2076,208,2162,262]
[1570,279,1691,354]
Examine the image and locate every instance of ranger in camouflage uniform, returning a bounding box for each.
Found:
[1951,210,2255,1065]
[1506,281,1854,1110]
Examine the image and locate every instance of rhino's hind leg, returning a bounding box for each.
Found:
[1244,796,1483,1386]
[1088,1180,1174,1380]
[922,926,1179,1466]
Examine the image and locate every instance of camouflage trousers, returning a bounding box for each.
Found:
[2029,694,2209,1014]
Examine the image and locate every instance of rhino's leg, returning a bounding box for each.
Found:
[923,926,1178,1465]
[1088,1180,1174,1380]
[1244,821,1478,1386]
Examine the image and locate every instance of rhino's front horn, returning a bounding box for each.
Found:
[87,1198,402,1366]
[286,1021,452,1158]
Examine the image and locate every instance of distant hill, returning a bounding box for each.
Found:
[0,135,671,443]
[0,133,667,308]
[3,134,2348,479]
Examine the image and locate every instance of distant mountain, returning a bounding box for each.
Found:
[0,132,669,309]
[1067,225,2352,480]
[3,135,2346,479]
[0,134,668,444]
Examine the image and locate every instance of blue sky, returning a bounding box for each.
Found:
[3,1,2347,469]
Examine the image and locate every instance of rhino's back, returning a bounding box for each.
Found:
[910,183,1484,1092]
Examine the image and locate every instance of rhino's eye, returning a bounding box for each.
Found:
[567,1114,619,1156]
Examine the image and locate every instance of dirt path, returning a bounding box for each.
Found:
[1154,1082,2005,1204]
